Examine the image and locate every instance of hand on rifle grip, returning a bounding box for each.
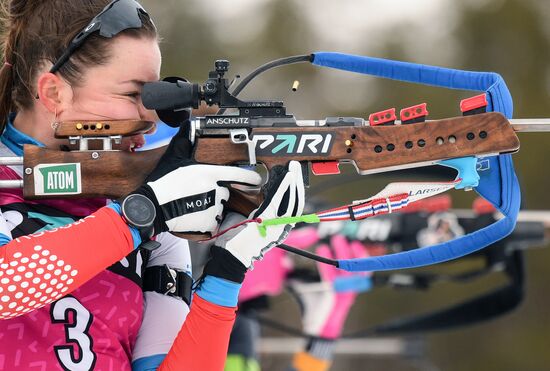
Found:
[224,161,308,221]
[213,161,305,269]
[126,123,262,235]
[226,188,263,217]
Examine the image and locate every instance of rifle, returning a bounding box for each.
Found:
[0,60,524,203]
[0,52,546,269]
[5,111,522,202]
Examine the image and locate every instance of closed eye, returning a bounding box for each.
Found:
[124,92,141,99]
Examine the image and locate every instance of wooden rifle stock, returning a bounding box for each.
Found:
[193,112,519,173]
[22,145,260,241]
[21,112,519,240]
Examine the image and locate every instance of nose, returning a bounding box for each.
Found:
[138,100,159,123]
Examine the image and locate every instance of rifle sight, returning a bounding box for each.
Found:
[142,59,286,127]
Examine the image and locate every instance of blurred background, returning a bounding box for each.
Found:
[141,0,550,370]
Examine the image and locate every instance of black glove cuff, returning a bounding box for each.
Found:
[204,246,247,284]
[130,185,168,235]
[306,337,336,360]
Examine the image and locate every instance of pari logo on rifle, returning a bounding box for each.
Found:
[33,163,82,196]
[252,132,334,156]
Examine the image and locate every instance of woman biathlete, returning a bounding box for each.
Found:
[0,1,304,370]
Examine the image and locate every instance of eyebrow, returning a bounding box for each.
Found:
[119,79,147,86]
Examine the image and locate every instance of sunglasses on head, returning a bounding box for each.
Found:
[50,0,155,73]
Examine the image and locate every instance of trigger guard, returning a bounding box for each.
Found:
[253,165,288,218]
[263,165,288,197]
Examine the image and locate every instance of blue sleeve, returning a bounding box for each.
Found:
[132,354,166,371]
[0,233,11,246]
[196,276,242,307]
[107,202,142,249]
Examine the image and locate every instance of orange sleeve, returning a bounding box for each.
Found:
[159,294,237,371]
[292,352,331,371]
[0,207,134,319]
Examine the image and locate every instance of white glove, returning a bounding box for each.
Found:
[215,161,305,268]
[129,125,262,235]
[145,165,261,234]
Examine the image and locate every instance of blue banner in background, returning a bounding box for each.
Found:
[141,123,179,150]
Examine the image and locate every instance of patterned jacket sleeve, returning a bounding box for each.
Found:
[0,207,135,319]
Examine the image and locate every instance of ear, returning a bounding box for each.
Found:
[36,72,73,114]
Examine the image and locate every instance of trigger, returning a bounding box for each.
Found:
[311,161,340,175]
[300,161,310,187]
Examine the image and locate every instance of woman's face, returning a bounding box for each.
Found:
[58,35,161,150]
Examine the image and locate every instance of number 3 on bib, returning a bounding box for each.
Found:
[51,296,96,371]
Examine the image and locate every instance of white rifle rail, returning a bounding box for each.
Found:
[258,337,420,356]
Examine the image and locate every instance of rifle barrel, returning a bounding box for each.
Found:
[293,118,550,132]
[0,156,23,165]
[510,119,550,132]
[0,179,23,188]
[0,156,24,189]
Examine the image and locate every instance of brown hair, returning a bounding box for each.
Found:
[0,0,157,131]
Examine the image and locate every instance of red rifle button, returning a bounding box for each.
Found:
[460,94,488,116]
[400,103,428,124]
[369,108,396,126]
[311,161,341,175]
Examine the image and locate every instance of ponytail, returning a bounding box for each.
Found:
[0,62,14,131]
[0,0,27,131]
